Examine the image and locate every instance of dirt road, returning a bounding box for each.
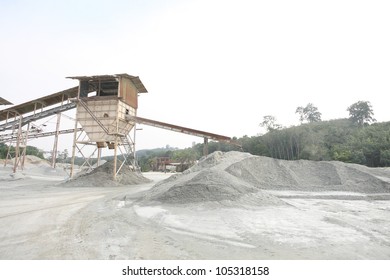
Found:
[0,171,170,259]
[1,168,390,259]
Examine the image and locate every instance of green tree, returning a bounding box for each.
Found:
[260,115,282,132]
[295,103,322,123]
[0,143,8,158]
[172,148,199,164]
[347,101,376,126]
[25,146,44,159]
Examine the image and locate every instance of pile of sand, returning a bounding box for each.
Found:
[226,156,390,193]
[150,169,257,203]
[0,155,49,167]
[144,151,390,204]
[63,160,151,187]
[144,151,282,205]
[0,155,69,179]
[24,155,50,165]
[23,156,70,177]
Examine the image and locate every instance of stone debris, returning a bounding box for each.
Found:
[144,151,390,204]
[63,161,151,187]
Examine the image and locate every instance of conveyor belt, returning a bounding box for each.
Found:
[130,116,240,146]
[0,86,79,122]
[0,128,82,142]
[0,97,13,105]
[0,103,76,132]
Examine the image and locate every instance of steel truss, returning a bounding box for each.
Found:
[69,109,138,180]
[1,91,77,172]
[3,112,30,172]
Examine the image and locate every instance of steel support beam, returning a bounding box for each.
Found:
[0,103,76,132]
[51,113,61,168]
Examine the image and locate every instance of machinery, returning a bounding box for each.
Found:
[0,74,240,179]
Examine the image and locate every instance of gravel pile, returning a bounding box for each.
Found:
[63,161,151,187]
[145,152,281,205]
[227,156,390,193]
[144,151,390,204]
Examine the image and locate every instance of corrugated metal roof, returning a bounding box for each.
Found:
[66,75,118,81]
[0,97,13,105]
[67,73,148,93]
[0,86,79,122]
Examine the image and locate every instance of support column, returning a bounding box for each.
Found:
[70,113,78,178]
[133,123,137,170]
[20,122,31,170]
[52,113,61,168]
[203,137,209,156]
[97,147,101,167]
[13,117,23,173]
[4,117,16,167]
[113,136,118,180]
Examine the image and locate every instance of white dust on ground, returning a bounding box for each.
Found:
[143,151,390,205]
[0,155,68,181]
[125,151,390,259]
[2,151,390,259]
[62,161,151,188]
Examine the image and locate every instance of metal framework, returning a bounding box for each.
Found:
[0,128,81,142]
[0,87,80,171]
[69,102,138,179]
[67,74,148,180]
[130,116,241,155]
[0,97,13,106]
[0,74,238,180]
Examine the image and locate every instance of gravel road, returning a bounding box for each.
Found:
[1,154,390,260]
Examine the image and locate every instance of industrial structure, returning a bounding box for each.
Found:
[66,74,147,179]
[0,97,13,106]
[0,74,239,180]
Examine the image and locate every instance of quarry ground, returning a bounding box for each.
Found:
[0,155,390,260]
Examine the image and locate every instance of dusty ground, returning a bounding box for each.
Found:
[0,154,390,260]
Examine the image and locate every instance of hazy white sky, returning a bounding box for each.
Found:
[1,0,390,151]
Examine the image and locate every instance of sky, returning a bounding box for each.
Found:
[1,0,390,153]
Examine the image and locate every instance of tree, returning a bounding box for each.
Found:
[295,103,322,123]
[0,143,7,159]
[260,115,282,132]
[172,148,198,164]
[25,146,44,159]
[347,101,376,126]
[58,149,69,162]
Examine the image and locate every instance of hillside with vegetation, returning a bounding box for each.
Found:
[134,117,390,171]
[172,101,390,168]
[0,143,45,160]
[237,119,390,167]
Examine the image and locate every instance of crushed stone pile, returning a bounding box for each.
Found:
[226,156,390,193]
[24,155,50,166]
[144,151,283,205]
[0,156,68,179]
[0,155,49,167]
[63,161,151,187]
[144,151,390,204]
[151,169,257,203]
[23,155,70,177]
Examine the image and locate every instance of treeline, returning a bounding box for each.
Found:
[0,143,44,159]
[238,119,390,167]
[3,119,389,170]
[182,118,390,168]
[134,120,390,170]
[237,100,390,167]
[137,146,199,172]
[201,100,390,167]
